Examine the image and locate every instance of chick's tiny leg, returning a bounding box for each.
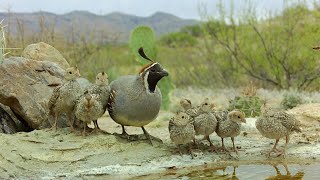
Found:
[67,113,75,132]
[221,137,229,152]
[267,139,279,157]
[82,122,87,136]
[231,137,238,154]
[206,135,216,152]
[188,143,195,159]
[93,120,100,130]
[51,112,58,131]
[178,144,183,156]
[193,138,199,149]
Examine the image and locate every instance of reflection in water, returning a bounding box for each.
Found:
[176,163,306,180]
[265,163,304,180]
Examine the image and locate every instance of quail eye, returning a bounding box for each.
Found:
[238,116,240,118]
[68,72,72,74]
[150,69,156,72]
[182,116,184,119]
[204,103,208,105]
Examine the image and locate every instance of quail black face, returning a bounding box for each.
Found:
[146,63,168,93]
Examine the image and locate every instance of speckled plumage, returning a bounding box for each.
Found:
[84,72,110,130]
[75,93,104,135]
[169,112,195,158]
[48,67,81,131]
[256,107,302,157]
[216,109,246,153]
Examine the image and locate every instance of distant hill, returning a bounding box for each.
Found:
[0,11,199,43]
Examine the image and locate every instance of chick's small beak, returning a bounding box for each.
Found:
[159,69,169,77]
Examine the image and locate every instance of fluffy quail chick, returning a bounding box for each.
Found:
[169,112,195,158]
[216,109,246,153]
[48,67,81,131]
[85,72,110,131]
[75,93,104,136]
[256,106,302,157]
[193,98,217,151]
[179,98,200,117]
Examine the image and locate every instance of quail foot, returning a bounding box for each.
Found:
[75,92,104,136]
[169,112,195,159]
[193,98,217,152]
[48,66,81,132]
[107,47,168,145]
[256,104,302,158]
[216,109,246,154]
[85,72,110,133]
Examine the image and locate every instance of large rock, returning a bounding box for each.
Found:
[287,103,320,127]
[21,42,70,69]
[0,57,66,129]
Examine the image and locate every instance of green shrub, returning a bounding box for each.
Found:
[159,32,197,48]
[281,92,303,110]
[228,96,263,117]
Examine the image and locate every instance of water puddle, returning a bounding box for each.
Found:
[134,163,319,180]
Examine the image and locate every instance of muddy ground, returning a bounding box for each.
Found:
[0,108,319,179]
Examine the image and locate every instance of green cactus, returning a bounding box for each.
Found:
[129,25,174,110]
[228,96,263,117]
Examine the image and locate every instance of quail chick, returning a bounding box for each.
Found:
[179,98,200,117]
[169,112,195,158]
[48,66,81,131]
[107,48,168,145]
[256,106,302,158]
[216,109,246,153]
[85,72,110,131]
[75,92,104,136]
[193,98,217,151]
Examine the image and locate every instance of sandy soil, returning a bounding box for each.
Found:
[0,108,319,179]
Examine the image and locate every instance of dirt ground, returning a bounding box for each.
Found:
[0,105,319,179]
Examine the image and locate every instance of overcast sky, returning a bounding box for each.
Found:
[0,0,312,20]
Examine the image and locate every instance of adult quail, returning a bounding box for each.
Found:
[48,66,81,131]
[107,47,168,145]
[193,98,217,151]
[169,112,195,158]
[256,106,302,157]
[85,72,110,131]
[216,109,246,153]
[75,92,103,136]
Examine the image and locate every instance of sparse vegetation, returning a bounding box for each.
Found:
[281,91,303,110]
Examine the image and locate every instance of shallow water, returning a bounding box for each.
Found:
[135,163,320,180]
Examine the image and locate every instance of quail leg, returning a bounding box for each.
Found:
[91,120,102,134]
[178,144,183,156]
[220,138,230,152]
[82,122,87,136]
[193,138,199,149]
[231,137,238,154]
[206,135,216,152]
[277,135,289,158]
[51,113,58,131]
[67,113,76,132]
[114,125,139,141]
[141,126,163,146]
[267,139,280,157]
[188,143,195,159]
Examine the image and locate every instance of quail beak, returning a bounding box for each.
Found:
[241,118,246,123]
[159,69,169,77]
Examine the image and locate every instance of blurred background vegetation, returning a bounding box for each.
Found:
[2,0,320,111]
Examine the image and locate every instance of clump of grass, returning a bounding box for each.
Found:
[281,91,303,110]
[0,20,6,63]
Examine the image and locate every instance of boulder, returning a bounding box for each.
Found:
[287,103,320,127]
[0,57,66,129]
[21,42,70,69]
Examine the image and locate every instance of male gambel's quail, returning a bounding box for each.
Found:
[169,112,195,158]
[193,98,217,151]
[107,47,168,145]
[216,109,246,153]
[85,72,110,131]
[48,67,81,131]
[75,92,103,136]
[256,105,302,158]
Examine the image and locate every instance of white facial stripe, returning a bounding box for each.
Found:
[140,62,159,75]
[144,71,150,92]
